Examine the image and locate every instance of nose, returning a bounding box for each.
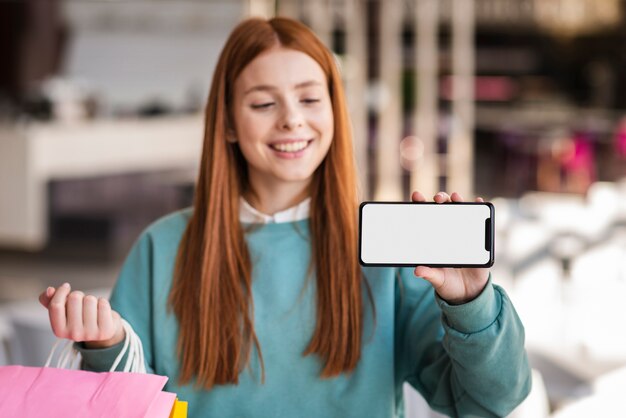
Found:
[278,102,304,131]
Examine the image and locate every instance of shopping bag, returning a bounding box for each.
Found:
[0,365,173,418]
[0,319,186,418]
[170,398,189,418]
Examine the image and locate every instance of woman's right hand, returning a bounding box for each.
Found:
[39,283,125,349]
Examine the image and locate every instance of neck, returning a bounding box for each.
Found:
[244,177,311,216]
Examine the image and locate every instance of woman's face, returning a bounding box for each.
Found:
[231,47,334,193]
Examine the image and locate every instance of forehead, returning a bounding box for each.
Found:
[236,47,327,91]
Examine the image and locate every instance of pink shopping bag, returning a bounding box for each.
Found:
[0,365,176,418]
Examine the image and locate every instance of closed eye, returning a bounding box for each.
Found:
[301,98,320,104]
[251,102,275,109]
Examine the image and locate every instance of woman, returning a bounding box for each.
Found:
[40,17,531,417]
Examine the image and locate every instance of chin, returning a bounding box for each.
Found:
[279,171,315,183]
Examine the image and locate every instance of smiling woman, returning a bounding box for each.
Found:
[38,16,531,418]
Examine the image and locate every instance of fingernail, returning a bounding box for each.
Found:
[62,282,70,288]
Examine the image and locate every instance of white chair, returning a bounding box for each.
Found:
[8,302,58,367]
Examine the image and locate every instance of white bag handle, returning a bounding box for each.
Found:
[110,319,146,373]
[45,318,146,373]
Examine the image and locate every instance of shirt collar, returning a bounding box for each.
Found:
[239,196,311,224]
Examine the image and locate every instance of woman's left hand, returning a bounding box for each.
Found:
[411,191,490,305]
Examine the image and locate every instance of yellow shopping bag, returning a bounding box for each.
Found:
[169,398,188,418]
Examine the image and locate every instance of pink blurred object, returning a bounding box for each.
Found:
[561,134,596,182]
[0,365,176,418]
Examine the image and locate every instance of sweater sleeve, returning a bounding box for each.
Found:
[394,268,531,417]
[76,231,155,373]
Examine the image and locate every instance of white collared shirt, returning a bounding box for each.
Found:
[239,197,311,224]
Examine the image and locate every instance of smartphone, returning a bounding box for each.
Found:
[358,201,494,268]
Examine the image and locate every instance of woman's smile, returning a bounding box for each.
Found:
[268,139,315,159]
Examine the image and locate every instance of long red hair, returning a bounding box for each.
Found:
[169,16,366,389]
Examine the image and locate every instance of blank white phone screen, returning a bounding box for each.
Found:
[360,203,493,266]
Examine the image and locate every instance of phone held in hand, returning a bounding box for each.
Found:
[358,201,495,268]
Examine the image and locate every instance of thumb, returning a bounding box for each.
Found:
[414,266,445,289]
[38,286,55,308]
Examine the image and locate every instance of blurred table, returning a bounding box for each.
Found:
[511,239,626,408]
[0,115,203,250]
[551,366,626,417]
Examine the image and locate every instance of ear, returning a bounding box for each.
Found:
[226,128,237,143]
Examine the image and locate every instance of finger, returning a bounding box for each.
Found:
[450,192,464,202]
[433,192,450,203]
[414,266,446,290]
[66,290,85,341]
[82,295,99,341]
[48,283,71,338]
[411,191,426,202]
[476,196,484,203]
[39,286,56,308]
[98,298,117,341]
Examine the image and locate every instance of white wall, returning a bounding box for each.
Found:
[60,0,244,113]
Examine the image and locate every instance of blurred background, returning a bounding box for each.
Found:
[1,0,625,417]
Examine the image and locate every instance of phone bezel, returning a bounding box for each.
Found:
[358,201,495,268]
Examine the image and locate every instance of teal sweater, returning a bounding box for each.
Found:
[78,208,531,417]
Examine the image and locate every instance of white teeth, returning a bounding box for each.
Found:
[271,141,309,153]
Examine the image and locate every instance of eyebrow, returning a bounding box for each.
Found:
[243,80,323,96]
